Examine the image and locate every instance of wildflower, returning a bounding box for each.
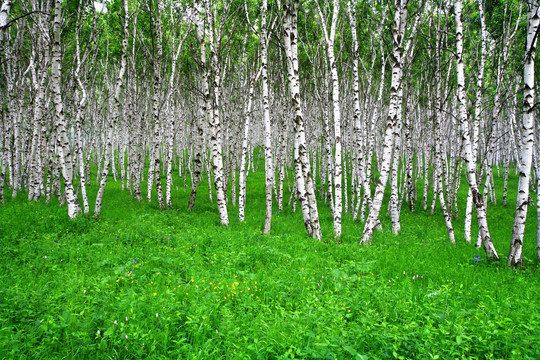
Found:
[83,290,86,294]
[132,258,137,263]
[153,293,157,296]
[126,317,128,324]
[156,313,159,323]
[125,334,128,341]
[168,237,171,240]
[114,320,117,327]
[97,330,101,336]
[474,255,481,263]
[44,256,47,260]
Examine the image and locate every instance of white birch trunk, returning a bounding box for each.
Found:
[204,0,229,226]
[361,0,409,244]
[239,68,261,222]
[318,0,342,239]
[151,6,165,209]
[262,0,273,234]
[455,0,499,259]
[51,0,80,218]
[508,0,540,266]
[282,0,321,239]
[94,0,129,217]
[0,0,12,29]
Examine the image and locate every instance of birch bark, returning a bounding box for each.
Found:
[51,0,80,218]
[205,0,229,226]
[281,0,321,239]
[455,0,499,259]
[361,0,409,244]
[318,0,341,238]
[94,0,129,217]
[508,0,540,267]
[261,0,273,234]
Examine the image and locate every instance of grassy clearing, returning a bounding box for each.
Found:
[0,162,539,359]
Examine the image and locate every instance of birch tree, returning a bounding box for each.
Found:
[361,0,409,245]
[280,0,322,239]
[94,0,129,218]
[454,0,499,260]
[508,0,540,267]
[317,0,342,239]
[51,0,81,218]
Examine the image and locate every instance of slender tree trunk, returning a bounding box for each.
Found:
[94,0,129,218]
[151,6,165,209]
[239,68,261,221]
[318,0,342,238]
[205,0,229,226]
[262,0,273,234]
[508,0,540,267]
[361,0,409,244]
[282,0,321,239]
[455,0,499,259]
[51,0,80,218]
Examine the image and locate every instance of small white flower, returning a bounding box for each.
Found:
[97,330,100,336]
[125,316,128,323]
[315,297,318,302]
[83,290,86,294]
[125,335,128,340]
[403,271,405,276]
[156,313,159,318]
[114,320,117,327]
[44,256,47,259]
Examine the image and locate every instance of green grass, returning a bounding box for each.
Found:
[0,161,539,359]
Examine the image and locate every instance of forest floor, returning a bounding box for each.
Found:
[0,163,539,359]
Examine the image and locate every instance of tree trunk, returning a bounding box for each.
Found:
[361,0,409,244]
[94,0,129,218]
[51,0,80,219]
[455,0,499,259]
[508,0,540,267]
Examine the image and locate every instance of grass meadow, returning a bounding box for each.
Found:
[0,157,539,359]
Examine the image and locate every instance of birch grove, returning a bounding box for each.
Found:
[0,0,538,263]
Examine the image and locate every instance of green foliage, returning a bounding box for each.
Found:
[0,162,539,359]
